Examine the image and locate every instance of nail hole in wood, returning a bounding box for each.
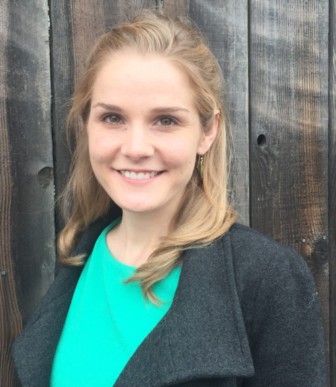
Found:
[257,134,267,146]
[38,167,53,188]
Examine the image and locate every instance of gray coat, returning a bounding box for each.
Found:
[12,211,326,387]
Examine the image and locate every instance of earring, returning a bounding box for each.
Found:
[199,155,204,179]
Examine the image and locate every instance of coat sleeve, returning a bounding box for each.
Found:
[243,247,327,387]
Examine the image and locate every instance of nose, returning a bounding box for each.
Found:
[121,125,154,160]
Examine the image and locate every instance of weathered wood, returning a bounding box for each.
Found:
[7,0,55,325]
[164,0,249,225]
[1,0,55,385]
[50,0,157,233]
[164,0,189,17]
[249,0,329,381]
[49,0,75,233]
[329,0,336,384]
[0,3,22,386]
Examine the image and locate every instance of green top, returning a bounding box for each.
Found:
[51,218,181,387]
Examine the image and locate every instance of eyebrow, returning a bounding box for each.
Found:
[92,102,190,114]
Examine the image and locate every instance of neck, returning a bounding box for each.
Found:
[107,201,181,268]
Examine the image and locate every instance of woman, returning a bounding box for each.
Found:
[12,10,326,387]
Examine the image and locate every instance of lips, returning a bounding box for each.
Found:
[118,170,163,180]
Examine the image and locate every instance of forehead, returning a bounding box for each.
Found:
[91,52,196,109]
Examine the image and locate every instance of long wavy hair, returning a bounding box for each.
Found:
[58,9,236,303]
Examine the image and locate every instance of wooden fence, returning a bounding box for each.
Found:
[0,0,334,385]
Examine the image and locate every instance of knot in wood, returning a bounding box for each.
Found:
[38,167,53,188]
[311,238,329,269]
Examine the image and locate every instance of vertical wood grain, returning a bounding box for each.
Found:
[164,0,249,225]
[164,0,189,17]
[1,0,55,385]
[49,0,74,233]
[249,0,329,380]
[329,0,336,383]
[7,0,55,326]
[0,2,22,386]
[50,0,157,233]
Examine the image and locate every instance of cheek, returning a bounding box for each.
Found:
[88,134,116,163]
[162,139,197,171]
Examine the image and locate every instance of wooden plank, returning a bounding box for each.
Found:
[49,0,74,233]
[50,0,157,233]
[249,0,329,381]
[0,2,22,386]
[164,0,189,16]
[164,0,249,225]
[6,0,55,325]
[0,0,55,385]
[329,0,336,383]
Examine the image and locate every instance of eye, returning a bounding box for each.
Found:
[157,117,177,127]
[102,114,123,124]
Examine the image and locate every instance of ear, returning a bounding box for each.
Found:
[197,111,219,155]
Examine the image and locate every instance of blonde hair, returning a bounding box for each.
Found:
[58,9,236,303]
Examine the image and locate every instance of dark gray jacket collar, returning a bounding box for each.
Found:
[12,210,254,386]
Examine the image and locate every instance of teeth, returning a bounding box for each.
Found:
[121,170,160,180]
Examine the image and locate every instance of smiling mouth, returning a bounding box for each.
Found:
[118,170,164,180]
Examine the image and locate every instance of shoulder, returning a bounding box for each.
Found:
[225,222,313,281]
[221,223,319,325]
[227,222,300,260]
[221,224,325,385]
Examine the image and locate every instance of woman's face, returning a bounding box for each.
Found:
[87,52,217,216]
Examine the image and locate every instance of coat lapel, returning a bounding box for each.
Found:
[12,209,120,387]
[114,234,254,386]
[13,210,254,387]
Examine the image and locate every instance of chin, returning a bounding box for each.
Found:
[114,200,159,214]
[122,207,159,215]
